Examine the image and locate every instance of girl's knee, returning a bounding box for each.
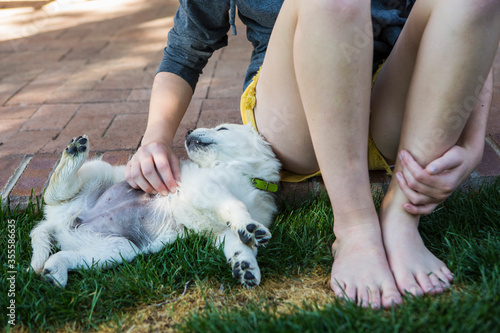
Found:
[452,0,500,20]
[426,0,500,19]
[468,0,500,19]
[472,0,500,11]
[297,0,369,20]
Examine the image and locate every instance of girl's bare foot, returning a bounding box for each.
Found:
[379,186,454,296]
[330,219,402,309]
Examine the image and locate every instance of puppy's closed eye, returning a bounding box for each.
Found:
[217,127,229,131]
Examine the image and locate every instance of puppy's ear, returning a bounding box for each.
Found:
[244,123,256,133]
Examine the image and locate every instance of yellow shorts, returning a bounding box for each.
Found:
[240,68,392,183]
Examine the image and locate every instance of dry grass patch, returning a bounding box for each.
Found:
[102,268,333,332]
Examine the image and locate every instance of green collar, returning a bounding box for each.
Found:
[251,178,278,193]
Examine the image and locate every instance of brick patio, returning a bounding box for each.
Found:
[1,0,500,209]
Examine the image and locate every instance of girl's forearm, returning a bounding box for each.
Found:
[142,72,194,147]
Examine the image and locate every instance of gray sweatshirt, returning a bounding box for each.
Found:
[157,0,415,92]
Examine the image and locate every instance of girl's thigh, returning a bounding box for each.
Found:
[254,0,317,175]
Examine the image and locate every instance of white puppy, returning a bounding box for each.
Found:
[29,124,281,288]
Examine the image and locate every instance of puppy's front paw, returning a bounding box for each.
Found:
[229,251,261,288]
[41,257,68,288]
[237,222,271,248]
[42,268,66,288]
[65,135,88,157]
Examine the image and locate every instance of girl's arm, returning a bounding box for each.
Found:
[396,69,493,215]
[126,72,193,195]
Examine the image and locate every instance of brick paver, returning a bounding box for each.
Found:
[19,104,79,131]
[0,0,499,209]
[7,153,59,209]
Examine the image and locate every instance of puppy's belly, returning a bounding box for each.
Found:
[75,181,157,248]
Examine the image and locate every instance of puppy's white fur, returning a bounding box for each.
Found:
[30,124,281,288]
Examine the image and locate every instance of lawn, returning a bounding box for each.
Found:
[1,179,500,332]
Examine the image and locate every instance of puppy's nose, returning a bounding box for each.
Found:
[185,130,193,139]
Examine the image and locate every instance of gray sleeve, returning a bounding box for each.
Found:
[371,0,415,70]
[157,0,231,91]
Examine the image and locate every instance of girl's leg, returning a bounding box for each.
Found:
[255,0,401,308]
[371,0,500,296]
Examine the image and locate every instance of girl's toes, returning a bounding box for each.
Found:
[415,271,435,294]
[331,278,346,298]
[357,288,369,307]
[441,266,454,282]
[344,285,357,303]
[396,272,423,297]
[381,286,403,308]
[366,285,382,309]
[427,273,445,294]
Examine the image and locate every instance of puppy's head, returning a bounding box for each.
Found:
[185,124,281,181]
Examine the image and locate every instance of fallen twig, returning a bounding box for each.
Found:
[153,280,191,307]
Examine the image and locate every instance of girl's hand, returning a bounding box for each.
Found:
[396,146,478,215]
[126,141,181,195]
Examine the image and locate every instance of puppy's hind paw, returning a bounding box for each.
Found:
[230,252,261,288]
[65,135,88,157]
[42,267,67,288]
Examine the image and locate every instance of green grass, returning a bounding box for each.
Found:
[1,179,500,332]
